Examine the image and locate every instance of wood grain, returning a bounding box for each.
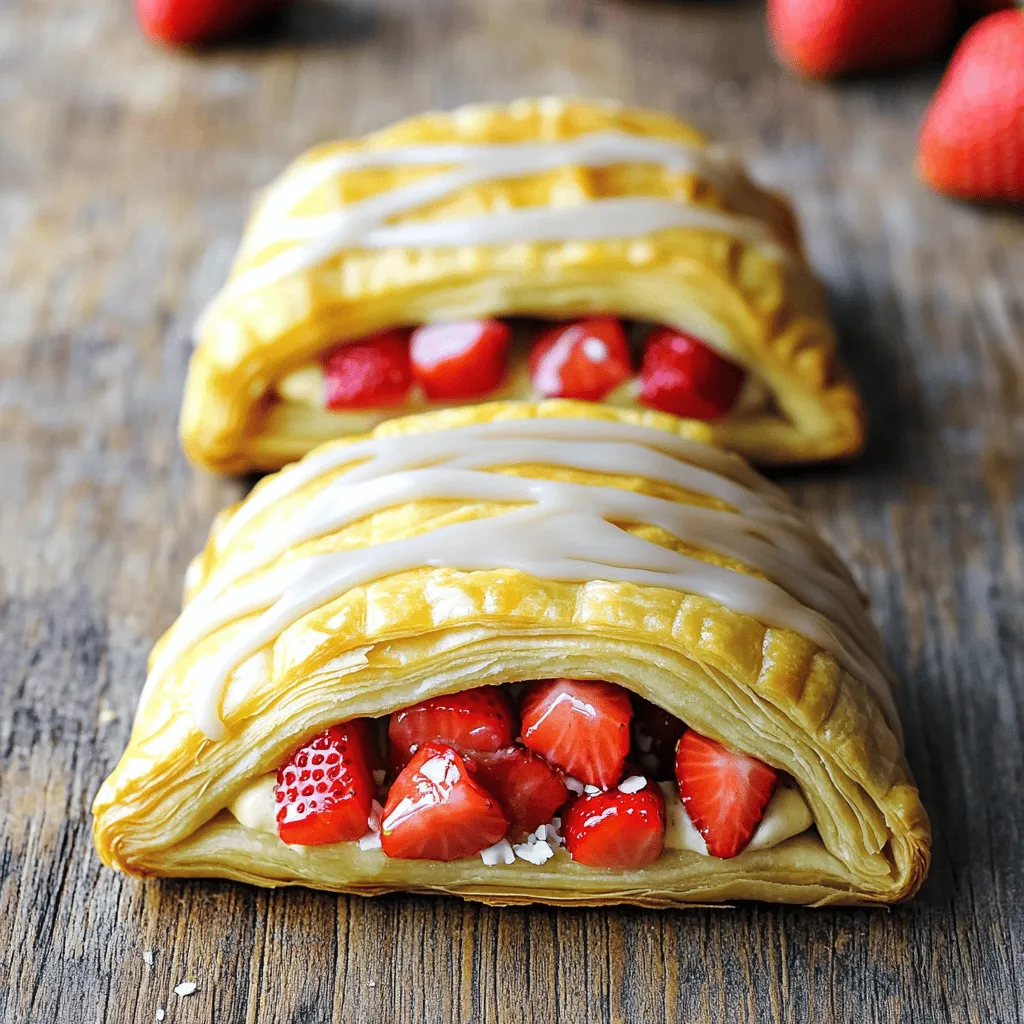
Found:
[2,0,1023,1020]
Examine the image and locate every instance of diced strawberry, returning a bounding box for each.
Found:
[528,317,633,401]
[519,678,632,790]
[274,720,375,846]
[638,327,746,420]
[380,742,509,860]
[136,0,283,46]
[675,729,778,859]
[467,745,569,834]
[564,777,665,869]
[322,329,413,410]
[388,686,517,770]
[631,697,685,781]
[410,320,511,400]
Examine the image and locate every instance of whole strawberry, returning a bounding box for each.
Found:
[137,0,283,45]
[918,10,1024,203]
[768,0,956,78]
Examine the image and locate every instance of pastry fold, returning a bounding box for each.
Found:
[94,401,926,906]
[182,97,865,474]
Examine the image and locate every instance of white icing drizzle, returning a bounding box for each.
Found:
[148,416,898,743]
[203,130,794,320]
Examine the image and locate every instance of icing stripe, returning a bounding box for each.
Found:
[149,417,897,742]
[201,130,795,323]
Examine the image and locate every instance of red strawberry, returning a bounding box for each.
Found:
[410,320,512,400]
[675,730,778,859]
[520,678,632,790]
[529,317,633,402]
[388,686,516,770]
[564,777,665,869]
[380,742,509,860]
[767,0,955,79]
[631,697,685,781]
[638,328,745,421]
[274,720,375,846]
[917,11,1024,204]
[467,745,569,834]
[322,329,413,410]
[136,0,282,45]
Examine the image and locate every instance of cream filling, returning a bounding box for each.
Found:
[659,781,813,856]
[228,771,813,859]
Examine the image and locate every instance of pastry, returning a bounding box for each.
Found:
[181,97,865,474]
[94,401,928,906]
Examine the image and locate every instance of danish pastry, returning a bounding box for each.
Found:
[94,402,927,906]
[182,98,865,473]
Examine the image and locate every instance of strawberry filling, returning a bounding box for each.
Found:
[410,320,511,400]
[638,327,746,420]
[282,317,756,420]
[528,316,633,401]
[270,683,792,866]
[275,720,376,846]
[322,328,413,409]
[564,777,666,869]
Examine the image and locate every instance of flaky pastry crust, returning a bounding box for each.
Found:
[95,402,926,906]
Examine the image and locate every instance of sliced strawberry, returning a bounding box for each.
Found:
[467,745,569,834]
[519,678,632,790]
[275,720,375,846]
[410,320,511,400]
[388,686,517,770]
[638,327,745,420]
[322,329,413,410]
[675,729,778,859]
[380,742,509,860]
[528,317,633,401]
[564,777,665,869]
[631,697,685,781]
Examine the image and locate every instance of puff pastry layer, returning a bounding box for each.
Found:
[94,401,927,906]
[182,97,865,474]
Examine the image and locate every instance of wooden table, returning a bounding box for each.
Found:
[2,0,1023,1020]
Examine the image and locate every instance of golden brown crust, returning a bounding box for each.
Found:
[95,402,924,905]
[180,97,865,473]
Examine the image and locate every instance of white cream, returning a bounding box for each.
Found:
[198,126,796,330]
[660,781,813,856]
[227,773,278,834]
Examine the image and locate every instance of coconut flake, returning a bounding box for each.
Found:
[358,831,382,851]
[618,775,647,794]
[564,776,585,795]
[367,800,383,832]
[156,1011,166,1022]
[583,784,601,796]
[174,982,197,998]
[513,838,555,865]
[142,949,155,967]
[480,838,515,866]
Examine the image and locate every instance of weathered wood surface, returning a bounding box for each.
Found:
[2,0,1023,1020]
